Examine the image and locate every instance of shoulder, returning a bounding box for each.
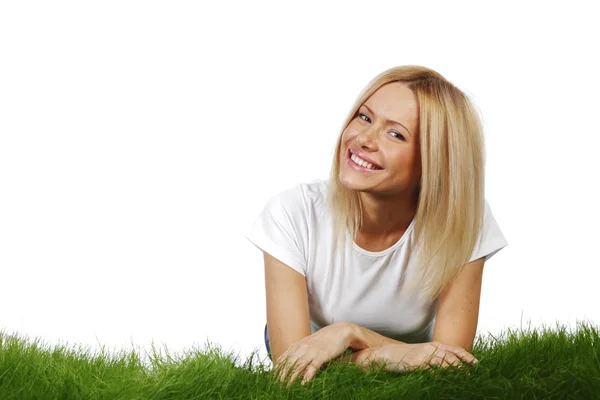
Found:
[481,198,502,230]
[269,178,328,213]
[470,198,508,262]
[300,178,328,206]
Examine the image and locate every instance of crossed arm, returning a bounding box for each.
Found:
[271,257,486,386]
[340,256,486,363]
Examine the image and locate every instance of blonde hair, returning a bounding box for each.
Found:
[326,65,486,304]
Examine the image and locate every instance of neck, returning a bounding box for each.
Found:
[357,190,418,238]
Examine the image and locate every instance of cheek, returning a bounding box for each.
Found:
[341,125,359,141]
[391,151,413,169]
[339,130,350,146]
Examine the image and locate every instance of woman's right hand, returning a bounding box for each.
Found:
[352,341,478,373]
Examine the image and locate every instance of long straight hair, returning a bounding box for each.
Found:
[327,65,486,304]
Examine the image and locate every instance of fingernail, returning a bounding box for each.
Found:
[473,358,479,364]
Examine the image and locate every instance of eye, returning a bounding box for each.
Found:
[390,131,406,141]
[358,112,406,141]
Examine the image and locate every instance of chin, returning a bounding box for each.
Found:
[338,172,371,192]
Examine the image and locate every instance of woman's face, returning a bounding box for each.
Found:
[339,82,421,198]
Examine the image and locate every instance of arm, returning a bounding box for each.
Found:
[343,258,486,369]
[331,257,485,370]
[324,323,405,368]
[347,257,485,354]
[432,257,485,352]
[263,252,312,367]
[346,322,406,351]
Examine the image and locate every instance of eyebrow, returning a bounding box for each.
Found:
[362,104,412,136]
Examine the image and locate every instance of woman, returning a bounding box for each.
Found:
[245,65,508,386]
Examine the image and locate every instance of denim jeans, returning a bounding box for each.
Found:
[264,323,273,361]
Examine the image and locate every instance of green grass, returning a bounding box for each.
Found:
[1,319,599,399]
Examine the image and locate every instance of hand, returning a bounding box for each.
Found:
[352,341,478,374]
[272,322,353,387]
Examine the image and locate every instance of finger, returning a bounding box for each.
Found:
[434,356,452,369]
[429,352,459,370]
[301,362,320,385]
[447,345,478,364]
[300,373,312,386]
[276,361,292,383]
[458,353,479,365]
[288,363,305,387]
[276,354,297,382]
[439,353,474,373]
[440,352,462,367]
[273,363,281,380]
[441,358,460,369]
[274,360,288,381]
[420,364,432,372]
[429,353,449,368]
[280,363,296,383]
[278,365,288,383]
[284,358,306,384]
[287,360,309,386]
[273,352,289,380]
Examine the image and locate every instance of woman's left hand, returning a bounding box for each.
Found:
[273,321,354,387]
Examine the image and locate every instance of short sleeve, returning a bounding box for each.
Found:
[468,199,508,263]
[244,186,309,276]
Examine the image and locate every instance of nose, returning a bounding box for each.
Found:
[356,125,379,150]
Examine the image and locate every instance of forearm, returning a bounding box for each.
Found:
[345,322,405,351]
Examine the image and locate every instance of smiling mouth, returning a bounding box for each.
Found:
[347,150,383,170]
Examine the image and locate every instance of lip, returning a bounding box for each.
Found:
[348,148,383,169]
[346,150,383,173]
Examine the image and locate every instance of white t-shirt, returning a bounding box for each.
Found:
[244,179,508,344]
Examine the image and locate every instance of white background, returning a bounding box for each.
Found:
[1,1,598,368]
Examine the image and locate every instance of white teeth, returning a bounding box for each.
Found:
[351,153,378,170]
